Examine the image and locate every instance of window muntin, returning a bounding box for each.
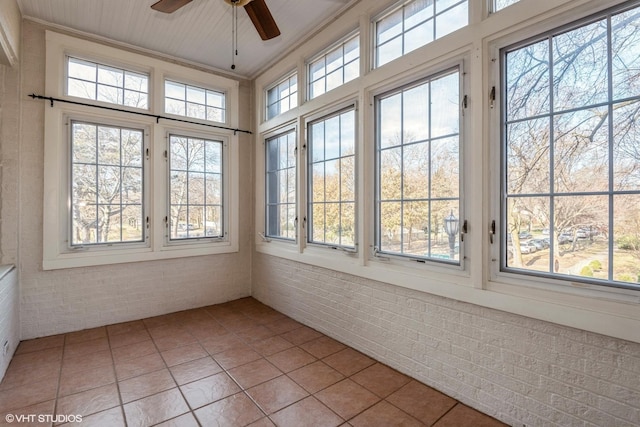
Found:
[376,68,461,262]
[501,3,640,289]
[265,130,297,240]
[308,108,356,248]
[308,35,360,100]
[266,73,298,120]
[165,80,226,123]
[375,0,468,68]
[168,135,224,241]
[70,121,145,246]
[67,57,149,108]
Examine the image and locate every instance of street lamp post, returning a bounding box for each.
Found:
[444,211,459,260]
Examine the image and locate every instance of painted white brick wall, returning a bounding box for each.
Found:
[17,21,254,339]
[252,253,640,427]
[0,267,19,383]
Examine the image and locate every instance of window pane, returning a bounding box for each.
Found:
[165,80,226,123]
[70,122,144,246]
[266,130,297,239]
[169,135,224,241]
[502,4,640,289]
[308,35,359,100]
[435,1,467,39]
[67,57,148,108]
[377,70,461,262]
[308,109,356,248]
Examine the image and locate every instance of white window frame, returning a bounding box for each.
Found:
[490,0,521,13]
[307,32,360,100]
[43,31,240,270]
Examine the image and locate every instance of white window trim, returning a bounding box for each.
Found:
[43,31,239,270]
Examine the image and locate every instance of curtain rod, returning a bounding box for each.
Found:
[28,94,252,135]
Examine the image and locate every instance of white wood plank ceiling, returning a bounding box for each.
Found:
[17,0,355,78]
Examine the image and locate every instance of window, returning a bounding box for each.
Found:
[501,3,640,289]
[376,68,461,262]
[67,57,148,108]
[308,108,356,248]
[165,80,226,123]
[492,0,520,12]
[265,129,297,240]
[70,121,145,246]
[266,73,298,120]
[375,0,468,68]
[168,135,224,241]
[308,34,360,99]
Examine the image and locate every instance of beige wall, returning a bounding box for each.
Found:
[18,20,254,339]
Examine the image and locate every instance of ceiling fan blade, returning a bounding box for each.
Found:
[151,0,193,13]
[244,0,281,41]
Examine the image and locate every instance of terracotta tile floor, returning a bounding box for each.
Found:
[0,298,507,427]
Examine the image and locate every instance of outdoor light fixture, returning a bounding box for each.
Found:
[444,211,459,260]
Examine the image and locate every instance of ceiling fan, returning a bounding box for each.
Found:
[151,0,281,41]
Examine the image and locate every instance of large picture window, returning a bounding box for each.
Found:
[501,3,640,289]
[70,121,145,246]
[375,0,468,68]
[266,130,297,240]
[376,68,461,262]
[308,108,356,249]
[168,135,224,241]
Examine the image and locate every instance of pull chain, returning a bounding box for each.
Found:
[231,2,238,70]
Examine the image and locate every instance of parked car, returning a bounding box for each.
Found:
[530,239,549,250]
[558,233,573,244]
[519,231,532,240]
[520,241,537,254]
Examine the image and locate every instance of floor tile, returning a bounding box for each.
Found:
[251,335,295,357]
[59,364,115,396]
[182,320,227,341]
[288,361,345,394]
[62,406,125,427]
[151,329,198,352]
[222,317,262,332]
[280,326,324,345]
[2,399,55,426]
[315,379,380,420]
[114,352,166,380]
[118,368,176,403]
[350,400,423,427]
[56,383,120,418]
[323,348,375,376]
[110,340,157,364]
[63,337,109,359]
[350,363,411,398]
[194,392,264,426]
[386,380,457,426]
[179,372,241,409]
[9,347,63,370]
[214,346,263,370]
[154,412,200,427]
[236,325,278,343]
[123,388,189,427]
[200,333,247,355]
[246,375,309,414]
[227,358,282,389]
[300,336,347,359]
[266,347,316,373]
[65,327,107,345]
[15,335,64,355]
[270,396,344,427]
[106,320,146,337]
[108,329,151,349]
[433,403,508,427]
[161,343,208,367]
[61,349,112,376]
[0,360,60,391]
[248,417,276,427]
[169,356,223,385]
[0,378,58,413]
[264,318,303,335]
